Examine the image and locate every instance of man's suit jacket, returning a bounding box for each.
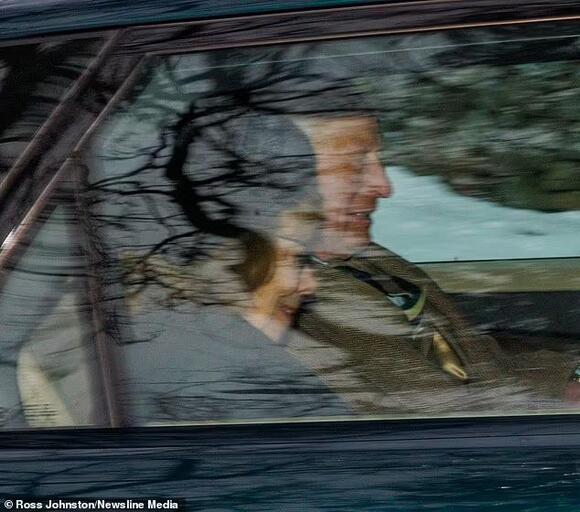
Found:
[298,243,576,415]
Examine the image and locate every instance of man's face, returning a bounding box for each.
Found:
[301,116,392,257]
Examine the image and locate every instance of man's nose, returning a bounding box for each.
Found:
[366,154,393,198]
[298,266,317,296]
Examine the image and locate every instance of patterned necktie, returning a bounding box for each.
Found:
[334,264,469,382]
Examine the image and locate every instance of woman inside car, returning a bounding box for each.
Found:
[120,109,354,425]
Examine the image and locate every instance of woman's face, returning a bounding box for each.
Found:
[257,239,316,326]
[249,214,318,341]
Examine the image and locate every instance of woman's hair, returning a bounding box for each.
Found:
[229,208,323,293]
[184,230,273,310]
[229,229,277,293]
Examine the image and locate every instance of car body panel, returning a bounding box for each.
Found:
[1,417,580,509]
[2,0,580,43]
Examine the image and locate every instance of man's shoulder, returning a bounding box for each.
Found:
[348,242,433,284]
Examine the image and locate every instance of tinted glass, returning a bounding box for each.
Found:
[0,38,103,182]
[0,192,105,429]
[21,22,580,425]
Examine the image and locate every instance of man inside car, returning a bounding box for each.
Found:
[288,95,578,414]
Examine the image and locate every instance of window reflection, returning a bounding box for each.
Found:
[0,204,101,428]
[87,24,580,424]
[0,39,102,181]
[116,112,360,424]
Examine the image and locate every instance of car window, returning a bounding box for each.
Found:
[3,20,579,428]
[0,38,105,184]
[0,188,108,429]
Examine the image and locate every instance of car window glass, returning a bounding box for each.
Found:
[0,38,104,183]
[84,22,580,425]
[0,198,105,429]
